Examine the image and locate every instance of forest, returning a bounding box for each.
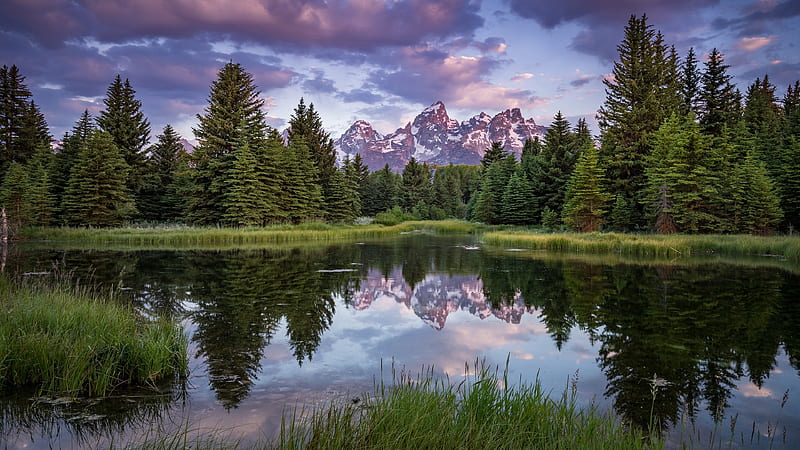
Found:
[1,15,798,235]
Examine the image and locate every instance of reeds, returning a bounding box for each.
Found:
[18,220,483,248]
[275,360,657,449]
[483,231,800,261]
[0,272,187,396]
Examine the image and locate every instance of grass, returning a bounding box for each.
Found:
[130,360,658,449]
[17,220,484,248]
[0,271,188,397]
[483,230,800,261]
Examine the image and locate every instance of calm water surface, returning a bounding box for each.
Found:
[2,234,799,448]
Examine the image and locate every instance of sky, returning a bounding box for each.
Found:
[1,0,798,145]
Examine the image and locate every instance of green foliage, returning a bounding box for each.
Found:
[323,168,359,223]
[563,146,610,232]
[474,153,515,224]
[139,125,186,222]
[501,168,536,225]
[400,157,432,211]
[96,75,151,204]
[699,49,742,137]
[597,15,682,225]
[0,272,187,396]
[187,62,268,224]
[481,141,505,169]
[61,130,135,227]
[288,98,337,218]
[740,153,783,235]
[362,164,399,216]
[0,64,40,177]
[372,206,418,226]
[541,206,561,231]
[0,162,29,228]
[529,112,581,221]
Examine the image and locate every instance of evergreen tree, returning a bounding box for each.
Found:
[287,98,337,219]
[502,167,537,225]
[97,75,151,205]
[474,153,516,224]
[62,130,134,226]
[0,162,29,228]
[323,168,359,223]
[0,65,37,177]
[481,141,506,170]
[188,62,268,224]
[25,144,56,226]
[699,48,742,137]
[529,112,580,221]
[777,137,800,231]
[740,152,783,235]
[743,76,782,176]
[431,165,465,218]
[139,124,185,222]
[222,126,269,226]
[680,48,701,116]
[362,164,398,215]
[400,157,432,212]
[345,153,370,211]
[596,15,682,226]
[644,114,721,233]
[563,146,610,232]
[51,110,95,220]
[282,136,323,223]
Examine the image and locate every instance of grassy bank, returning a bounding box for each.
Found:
[0,273,187,396]
[132,362,657,450]
[18,220,483,248]
[484,231,800,261]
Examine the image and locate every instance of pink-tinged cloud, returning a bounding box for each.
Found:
[369,45,547,112]
[736,36,775,52]
[512,73,534,82]
[1,0,483,52]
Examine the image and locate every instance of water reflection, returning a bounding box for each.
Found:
[3,235,800,446]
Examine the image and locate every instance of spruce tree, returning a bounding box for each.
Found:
[680,48,701,116]
[481,141,506,170]
[139,124,185,222]
[287,98,337,219]
[400,157,432,212]
[0,65,36,176]
[596,15,681,227]
[362,164,398,215]
[474,153,516,224]
[0,162,29,228]
[97,75,151,204]
[25,145,56,226]
[323,169,359,223]
[282,136,323,223]
[51,111,94,220]
[699,48,742,137]
[222,126,269,226]
[62,130,134,226]
[188,62,268,224]
[563,146,610,232]
[740,152,783,235]
[431,165,465,218]
[743,76,782,177]
[529,111,580,221]
[502,167,537,225]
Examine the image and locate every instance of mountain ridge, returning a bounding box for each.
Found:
[334,101,546,171]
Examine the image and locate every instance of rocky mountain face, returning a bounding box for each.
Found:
[334,101,546,171]
[352,267,535,330]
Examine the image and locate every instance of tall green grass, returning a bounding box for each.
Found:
[0,272,187,396]
[275,360,657,450]
[18,220,483,249]
[484,231,800,261]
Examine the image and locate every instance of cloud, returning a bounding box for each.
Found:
[712,0,800,36]
[368,44,545,112]
[735,36,775,52]
[570,74,595,87]
[302,68,338,94]
[0,0,484,53]
[512,73,534,82]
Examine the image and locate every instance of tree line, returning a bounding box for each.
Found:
[1,14,798,233]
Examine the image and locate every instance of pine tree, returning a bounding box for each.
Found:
[596,15,682,226]
[51,111,94,220]
[188,62,269,224]
[431,165,465,218]
[699,48,742,137]
[777,137,800,231]
[400,157,432,212]
[743,76,782,177]
[287,98,337,219]
[529,112,580,221]
[281,136,323,223]
[0,162,29,228]
[680,48,701,116]
[362,164,398,215]
[222,126,269,226]
[323,168,359,223]
[62,130,134,226]
[97,75,151,205]
[139,124,185,222]
[25,145,56,226]
[0,64,36,176]
[502,167,537,225]
[481,141,506,170]
[474,153,516,224]
[563,146,610,232]
[740,152,783,235]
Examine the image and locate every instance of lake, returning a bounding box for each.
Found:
[2,234,799,448]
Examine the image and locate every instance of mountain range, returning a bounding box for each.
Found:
[334,101,546,171]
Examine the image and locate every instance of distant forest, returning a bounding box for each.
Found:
[1,15,798,234]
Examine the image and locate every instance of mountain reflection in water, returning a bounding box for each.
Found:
[2,235,799,448]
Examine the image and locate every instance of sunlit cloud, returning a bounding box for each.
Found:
[736,36,775,51]
[512,73,534,82]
